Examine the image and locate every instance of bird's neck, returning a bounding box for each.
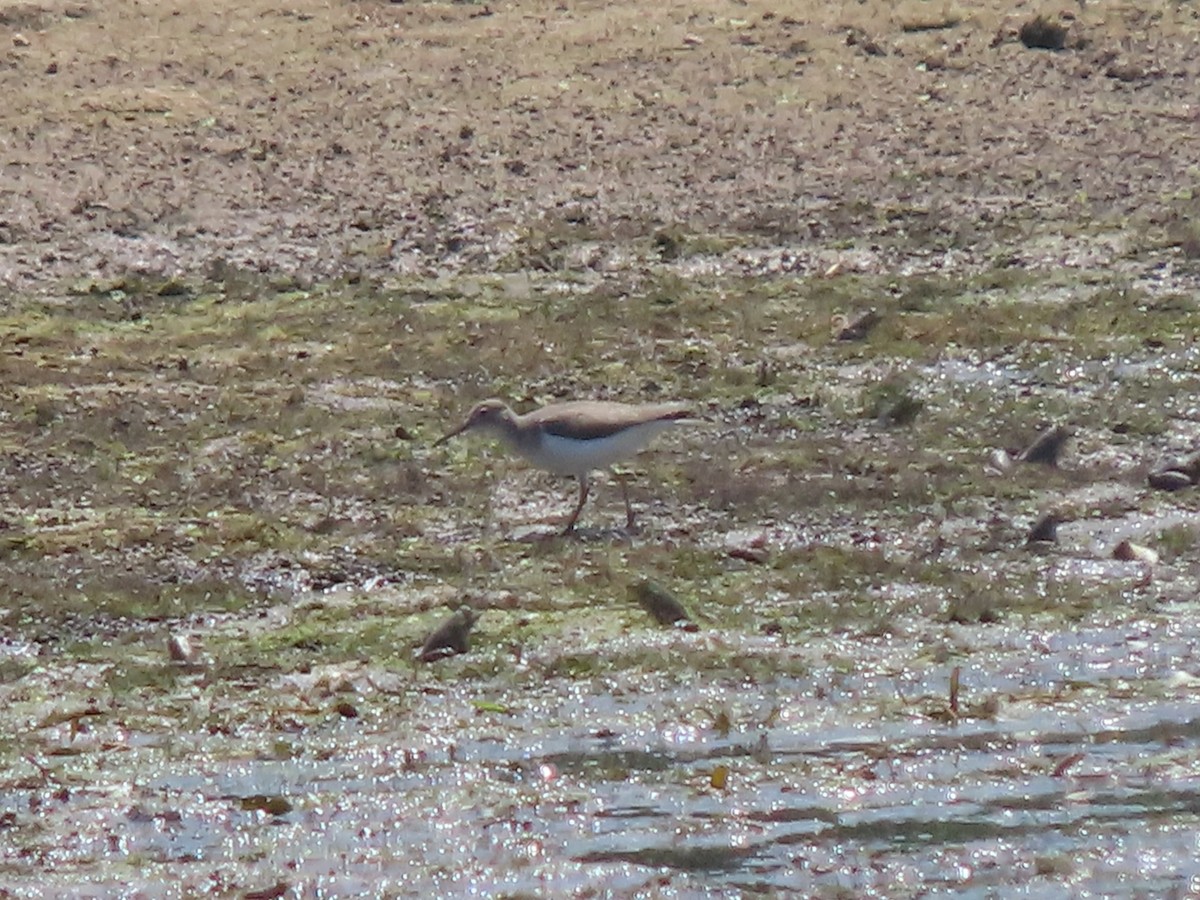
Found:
[488,411,530,450]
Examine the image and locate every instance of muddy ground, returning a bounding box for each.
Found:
[3,0,1200,896]
[2,0,1198,287]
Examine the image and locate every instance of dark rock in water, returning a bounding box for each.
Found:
[419,607,479,662]
[629,579,697,631]
[1019,425,1071,466]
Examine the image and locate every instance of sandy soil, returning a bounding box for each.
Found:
[2,0,1198,288]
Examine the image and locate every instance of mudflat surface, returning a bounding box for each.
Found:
[2,0,1198,286]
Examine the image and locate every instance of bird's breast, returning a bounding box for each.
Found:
[519,422,677,476]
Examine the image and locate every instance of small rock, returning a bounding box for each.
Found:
[1019,425,1071,467]
[876,392,924,427]
[845,27,886,56]
[1165,671,1200,689]
[1026,513,1060,544]
[243,882,290,900]
[726,530,769,564]
[629,579,697,631]
[156,277,188,297]
[1018,15,1068,50]
[166,633,199,665]
[1113,539,1158,565]
[729,545,769,564]
[418,607,479,662]
[1105,63,1149,82]
[987,448,1015,474]
[834,310,881,341]
[239,794,293,816]
[1148,469,1193,492]
[1174,453,1200,482]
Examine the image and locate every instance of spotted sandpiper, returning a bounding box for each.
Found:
[435,398,695,534]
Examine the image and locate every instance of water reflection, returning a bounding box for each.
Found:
[5,626,1200,897]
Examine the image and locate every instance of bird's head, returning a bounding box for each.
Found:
[434,399,513,445]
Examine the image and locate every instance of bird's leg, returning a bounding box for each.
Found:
[562,475,590,535]
[615,471,637,531]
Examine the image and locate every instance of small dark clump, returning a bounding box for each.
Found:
[419,607,479,662]
[1019,15,1068,51]
[1148,470,1193,492]
[1019,425,1071,467]
[1026,512,1060,544]
[835,309,881,342]
[629,579,698,631]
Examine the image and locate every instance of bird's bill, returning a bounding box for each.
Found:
[433,419,471,446]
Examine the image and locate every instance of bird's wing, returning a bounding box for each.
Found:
[530,401,694,441]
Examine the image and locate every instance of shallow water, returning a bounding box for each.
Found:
[5,609,1200,898]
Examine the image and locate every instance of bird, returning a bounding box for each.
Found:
[435,397,695,534]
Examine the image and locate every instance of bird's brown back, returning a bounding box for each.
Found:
[524,401,694,441]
